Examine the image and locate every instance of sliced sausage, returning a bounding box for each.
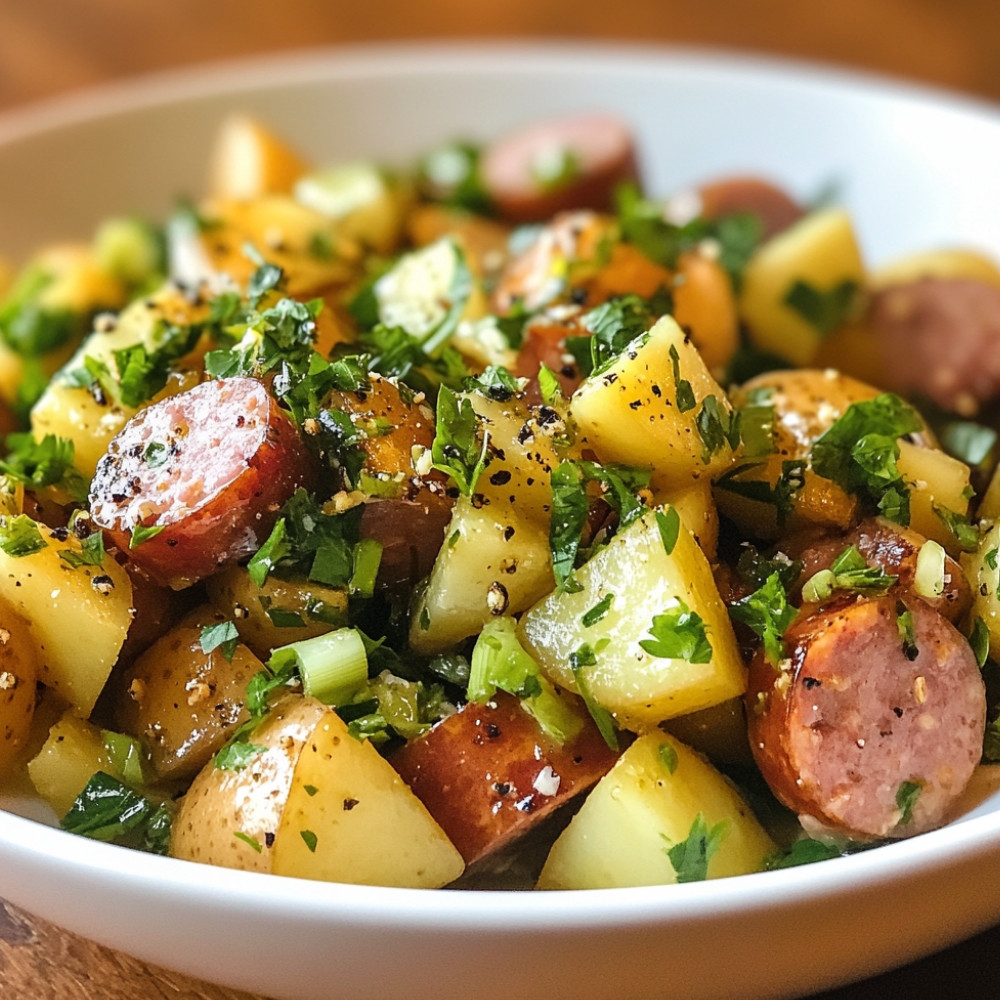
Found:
[390,690,620,866]
[793,517,972,623]
[90,376,312,589]
[667,175,804,241]
[869,276,1000,415]
[480,113,640,224]
[747,594,985,841]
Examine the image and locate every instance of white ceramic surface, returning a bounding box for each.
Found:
[2,42,1000,1000]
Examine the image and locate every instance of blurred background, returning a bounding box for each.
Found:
[1,0,1000,112]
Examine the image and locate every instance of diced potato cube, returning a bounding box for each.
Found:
[569,315,738,491]
[273,708,464,888]
[536,732,775,889]
[739,208,866,366]
[0,522,133,714]
[897,440,973,557]
[409,496,555,655]
[519,507,745,730]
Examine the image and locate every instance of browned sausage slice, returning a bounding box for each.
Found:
[793,517,972,623]
[480,113,639,224]
[664,175,803,240]
[869,276,1000,415]
[90,377,312,589]
[390,691,620,866]
[747,594,985,841]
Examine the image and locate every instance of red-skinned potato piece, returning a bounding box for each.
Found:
[390,691,620,867]
[747,594,985,841]
[512,307,588,404]
[480,113,640,224]
[315,373,455,593]
[89,377,313,589]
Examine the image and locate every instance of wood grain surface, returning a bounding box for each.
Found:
[1,1,1000,998]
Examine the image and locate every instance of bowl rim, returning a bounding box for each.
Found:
[1,38,999,149]
[2,37,1000,932]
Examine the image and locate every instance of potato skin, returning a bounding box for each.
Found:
[170,695,327,873]
[115,605,264,781]
[0,601,39,773]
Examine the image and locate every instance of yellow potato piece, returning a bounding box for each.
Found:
[740,207,866,366]
[0,524,133,715]
[409,496,555,656]
[273,709,464,888]
[519,507,745,730]
[537,732,775,889]
[208,114,308,200]
[570,314,738,492]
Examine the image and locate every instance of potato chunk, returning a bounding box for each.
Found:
[537,732,775,889]
[172,695,464,888]
[569,315,738,493]
[519,507,745,730]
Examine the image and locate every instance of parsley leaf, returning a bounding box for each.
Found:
[60,771,172,854]
[765,838,842,870]
[729,571,798,666]
[783,278,860,336]
[896,779,922,825]
[811,394,922,524]
[639,602,713,663]
[431,387,489,496]
[199,620,241,662]
[665,813,728,883]
[0,515,47,558]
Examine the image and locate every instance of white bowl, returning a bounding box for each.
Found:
[2,42,1000,1000]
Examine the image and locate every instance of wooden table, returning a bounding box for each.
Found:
[2,1,1000,997]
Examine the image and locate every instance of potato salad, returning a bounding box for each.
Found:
[0,110,998,890]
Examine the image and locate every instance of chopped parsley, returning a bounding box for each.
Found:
[664,813,728,883]
[655,507,680,555]
[896,602,919,662]
[548,459,650,587]
[783,278,860,336]
[970,616,990,669]
[568,292,671,378]
[694,395,741,464]
[0,433,88,504]
[568,642,618,750]
[810,393,923,525]
[582,593,615,628]
[0,514,47,558]
[765,838,842,870]
[199,620,241,661]
[932,503,979,553]
[658,742,679,775]
[714,460,806,531]
[800,545,897,603]
[639,601,713,663]
[61,771,172,854]
[728,571,798,666]
[896,779,922,825]
[430,387,489,496]
[247,491,373,593]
